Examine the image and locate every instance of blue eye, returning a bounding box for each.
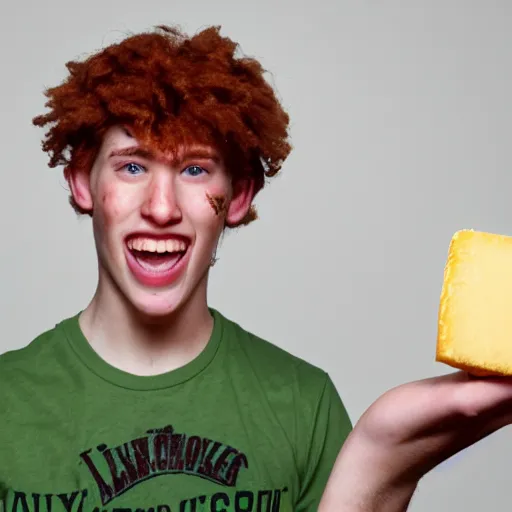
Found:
[183,165,206,177]
[123,162,145,175]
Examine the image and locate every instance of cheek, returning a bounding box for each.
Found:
[179,186,229,224]
[205,191,228,217]
[97,184,133,226]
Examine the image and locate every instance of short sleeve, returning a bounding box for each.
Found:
[295,374,353,511]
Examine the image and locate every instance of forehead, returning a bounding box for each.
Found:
[99,125,223,166]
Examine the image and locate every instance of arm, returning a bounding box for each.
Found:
[318,432,417,511]
[319,371,512,511]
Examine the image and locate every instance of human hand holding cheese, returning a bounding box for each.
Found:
[319,229,512,511]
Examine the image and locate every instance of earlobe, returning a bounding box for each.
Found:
[66,165,94,213]
[225,178,255,227]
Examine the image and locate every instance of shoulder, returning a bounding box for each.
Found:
[0,321,67,388]
[215,309,336,401]
[214,309,352,494]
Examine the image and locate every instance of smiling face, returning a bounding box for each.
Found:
[68,125,254,319]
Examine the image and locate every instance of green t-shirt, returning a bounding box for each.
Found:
[0,309,352,512]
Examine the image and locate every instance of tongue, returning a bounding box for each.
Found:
[132,251,183,273]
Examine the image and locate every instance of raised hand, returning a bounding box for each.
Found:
[319,371,512,511]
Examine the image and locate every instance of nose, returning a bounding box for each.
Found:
[141,173,182,226]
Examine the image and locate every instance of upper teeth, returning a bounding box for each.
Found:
[127,238,187,253]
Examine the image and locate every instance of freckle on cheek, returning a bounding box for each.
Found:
[205,192,228,216]
[101,189,121,221]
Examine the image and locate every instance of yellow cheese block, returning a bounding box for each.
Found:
[436,229,512,376]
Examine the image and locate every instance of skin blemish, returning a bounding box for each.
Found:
[206,192,228,216]
[100,186,124,223]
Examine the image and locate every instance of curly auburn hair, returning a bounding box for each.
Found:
[32,25,292,226]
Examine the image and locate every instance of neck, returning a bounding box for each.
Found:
[78,275,214,377]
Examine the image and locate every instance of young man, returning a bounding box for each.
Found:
[3,23,512,512]
[0,25,352,512]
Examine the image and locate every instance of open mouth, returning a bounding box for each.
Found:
[127,237,188,274]
[124,235,191,288]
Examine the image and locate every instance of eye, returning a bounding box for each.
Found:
[182,165,207,177]
[122,162,146,175]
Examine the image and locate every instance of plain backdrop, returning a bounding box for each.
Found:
[1,1,511,509]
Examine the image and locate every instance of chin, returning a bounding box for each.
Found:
[128,288,188,321]
[99,242,210,321]
[123,261,210,322]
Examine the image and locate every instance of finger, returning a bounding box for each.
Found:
[408,371,512,420]
[376,372,512,439]
[452,376,512,418]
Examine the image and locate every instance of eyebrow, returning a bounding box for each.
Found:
[108,146,222,166]
[109,147,156,160]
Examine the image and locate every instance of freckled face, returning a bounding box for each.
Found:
[86,126,233,317]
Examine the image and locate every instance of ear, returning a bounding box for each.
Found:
[225,178,255,227]
[66,164,94,213]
